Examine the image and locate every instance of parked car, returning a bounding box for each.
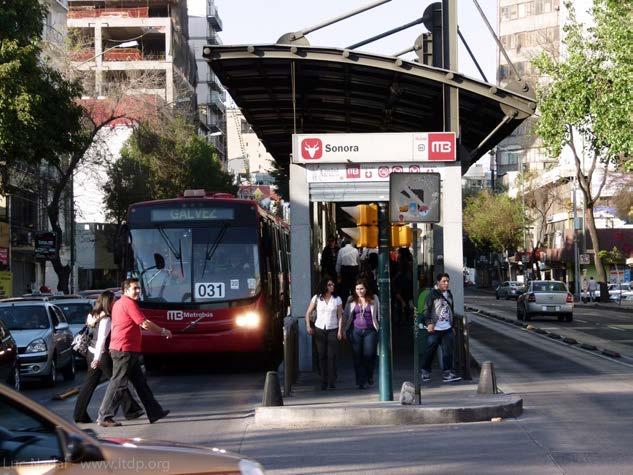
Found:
[0,300,75,386]
[0,384,265,473]
[0,319,19,391]
[608,282,633,301]
[47,296,95,338]
[496,281,525,300]
[516,280,574,322]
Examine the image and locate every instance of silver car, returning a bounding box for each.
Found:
[516,280,574,322]
[496,281,525,300]
[0,300,75,386]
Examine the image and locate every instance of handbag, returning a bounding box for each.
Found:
[72,325,93,356]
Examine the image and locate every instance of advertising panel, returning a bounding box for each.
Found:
[34,231,57,261]
[0,271,12,298]
[389,173,441,223]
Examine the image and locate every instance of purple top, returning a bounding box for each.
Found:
[353,303,373,329]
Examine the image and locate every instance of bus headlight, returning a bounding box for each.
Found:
[235,312,261,329]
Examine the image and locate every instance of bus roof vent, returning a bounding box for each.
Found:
[183,189,206,198]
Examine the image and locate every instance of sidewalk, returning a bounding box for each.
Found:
[257,326,522,428]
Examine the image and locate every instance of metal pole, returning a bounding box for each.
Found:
[573,181,580,299]
[347,17,424,50]
[377,202,393,401]
[299,0,391,37]
[412,224,421,404]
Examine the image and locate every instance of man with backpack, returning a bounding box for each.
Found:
[420,273,461,383]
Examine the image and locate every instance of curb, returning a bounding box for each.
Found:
[466,305,625,360]
[254,395,523,428]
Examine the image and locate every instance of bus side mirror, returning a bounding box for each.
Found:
[154,253,165,270]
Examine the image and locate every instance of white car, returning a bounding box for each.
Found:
[608,283,633,301]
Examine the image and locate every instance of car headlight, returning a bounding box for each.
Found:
[26,338,47,353]
[235,311,261,329]
[239,459,265,475]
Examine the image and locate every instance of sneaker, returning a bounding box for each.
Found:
[420,371,431,382]
[442,372,462,383]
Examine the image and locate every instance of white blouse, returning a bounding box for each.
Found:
[311,294,342,330]
[88,317,111,362]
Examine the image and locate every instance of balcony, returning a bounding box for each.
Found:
[209,91,225,113]
[207,114,222,133]
[207,4,223,31]
[68,7,149,18]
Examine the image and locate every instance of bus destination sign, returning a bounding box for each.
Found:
[150,207,235,222]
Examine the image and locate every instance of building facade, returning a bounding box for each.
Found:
[187,0,227,161]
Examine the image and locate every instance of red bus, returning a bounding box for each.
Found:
[121,190,290,357]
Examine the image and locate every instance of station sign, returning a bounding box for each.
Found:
[292,132,456,164]
[306,163,445,183]
[389,173,441,223]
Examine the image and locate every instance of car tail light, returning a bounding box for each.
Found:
[528,293,536,302]
[566,293,574,303]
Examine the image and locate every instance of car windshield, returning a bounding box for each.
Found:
[0,306,50,330]
[130,226,261,303]
[532,282,567,292]
[54,303,93,324]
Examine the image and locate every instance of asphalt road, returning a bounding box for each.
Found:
[14,291,633,474]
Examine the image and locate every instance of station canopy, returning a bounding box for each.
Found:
[204,44,536,174]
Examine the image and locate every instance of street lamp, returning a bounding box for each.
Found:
[74,40,139,67]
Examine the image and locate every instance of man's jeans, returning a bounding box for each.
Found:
[98,351,164,422]
[420,328,454,373]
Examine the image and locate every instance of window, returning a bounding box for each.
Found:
[0,397,64,465]
[48,307,59,327]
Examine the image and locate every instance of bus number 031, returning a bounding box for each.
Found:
[195,282,225,299]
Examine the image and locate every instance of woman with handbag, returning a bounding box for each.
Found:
[304,277,344,390]
[73,290,143,423]
[343,278,380,389]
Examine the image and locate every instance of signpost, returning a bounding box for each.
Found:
[389,172,442,404]
[34,232,57,261]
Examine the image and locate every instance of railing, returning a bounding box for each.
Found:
[68,7,149,18]
[207,4,223,31]
[283,317,299,396]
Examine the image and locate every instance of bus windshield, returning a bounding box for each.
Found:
[130,226,261,303]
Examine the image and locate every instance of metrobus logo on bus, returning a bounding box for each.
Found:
[167,310,214,321]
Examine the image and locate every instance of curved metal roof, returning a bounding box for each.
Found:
[203,44,536,174]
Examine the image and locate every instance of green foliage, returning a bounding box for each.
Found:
[463,190,524,252]
[597,246,623,264]
[0,0,84,192]
[533,0,633,164]
[103,117,237,223]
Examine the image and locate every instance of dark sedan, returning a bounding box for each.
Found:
[0,319,19,391]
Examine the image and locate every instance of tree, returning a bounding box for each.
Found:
[0,0,84,193]
[533,0,633,299]
[463,190,524,280]
[102,115,236,224]
[612,181,633,223]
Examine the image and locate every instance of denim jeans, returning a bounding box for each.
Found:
[350,327,378,386]
[420,328,454,373]
[314,328,339,386]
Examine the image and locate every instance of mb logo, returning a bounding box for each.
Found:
[428,133,456,160]
[301,138,322,160]
[167,311,183,321]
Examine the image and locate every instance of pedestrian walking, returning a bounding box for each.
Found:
[97,278,172,427]
[304,278,344,390]
[588,277,598,302]
[420,273,461,383]
[320,236,339,281]
[336,239,359,302]
[344,278,380,389]
[582,278,588,303]
[73,290,143,423]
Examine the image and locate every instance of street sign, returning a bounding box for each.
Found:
[34,232,57,261]
[292,132,456,164]
[579,253,591,265]
[389,173,441,223]
[305,162,444,183]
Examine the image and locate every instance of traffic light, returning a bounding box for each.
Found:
[390,224,413,248]
[341,204,378,248]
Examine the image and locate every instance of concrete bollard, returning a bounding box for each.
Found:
[399,381,416,405]
[477,361,498,395]
[262,371,284,406]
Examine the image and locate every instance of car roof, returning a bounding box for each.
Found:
[0,299,56,307]
[49,298,94,304]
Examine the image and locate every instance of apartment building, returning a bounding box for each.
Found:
[226,108,275,185]
[67,0,198,289]
[494,0,631,284]
[188,0,227,161]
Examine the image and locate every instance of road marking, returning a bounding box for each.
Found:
[608,325,626,332]
[575,319,587,323]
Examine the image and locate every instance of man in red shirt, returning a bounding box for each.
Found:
[97,278,172,427]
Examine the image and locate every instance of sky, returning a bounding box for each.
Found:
[213,0,498,89]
